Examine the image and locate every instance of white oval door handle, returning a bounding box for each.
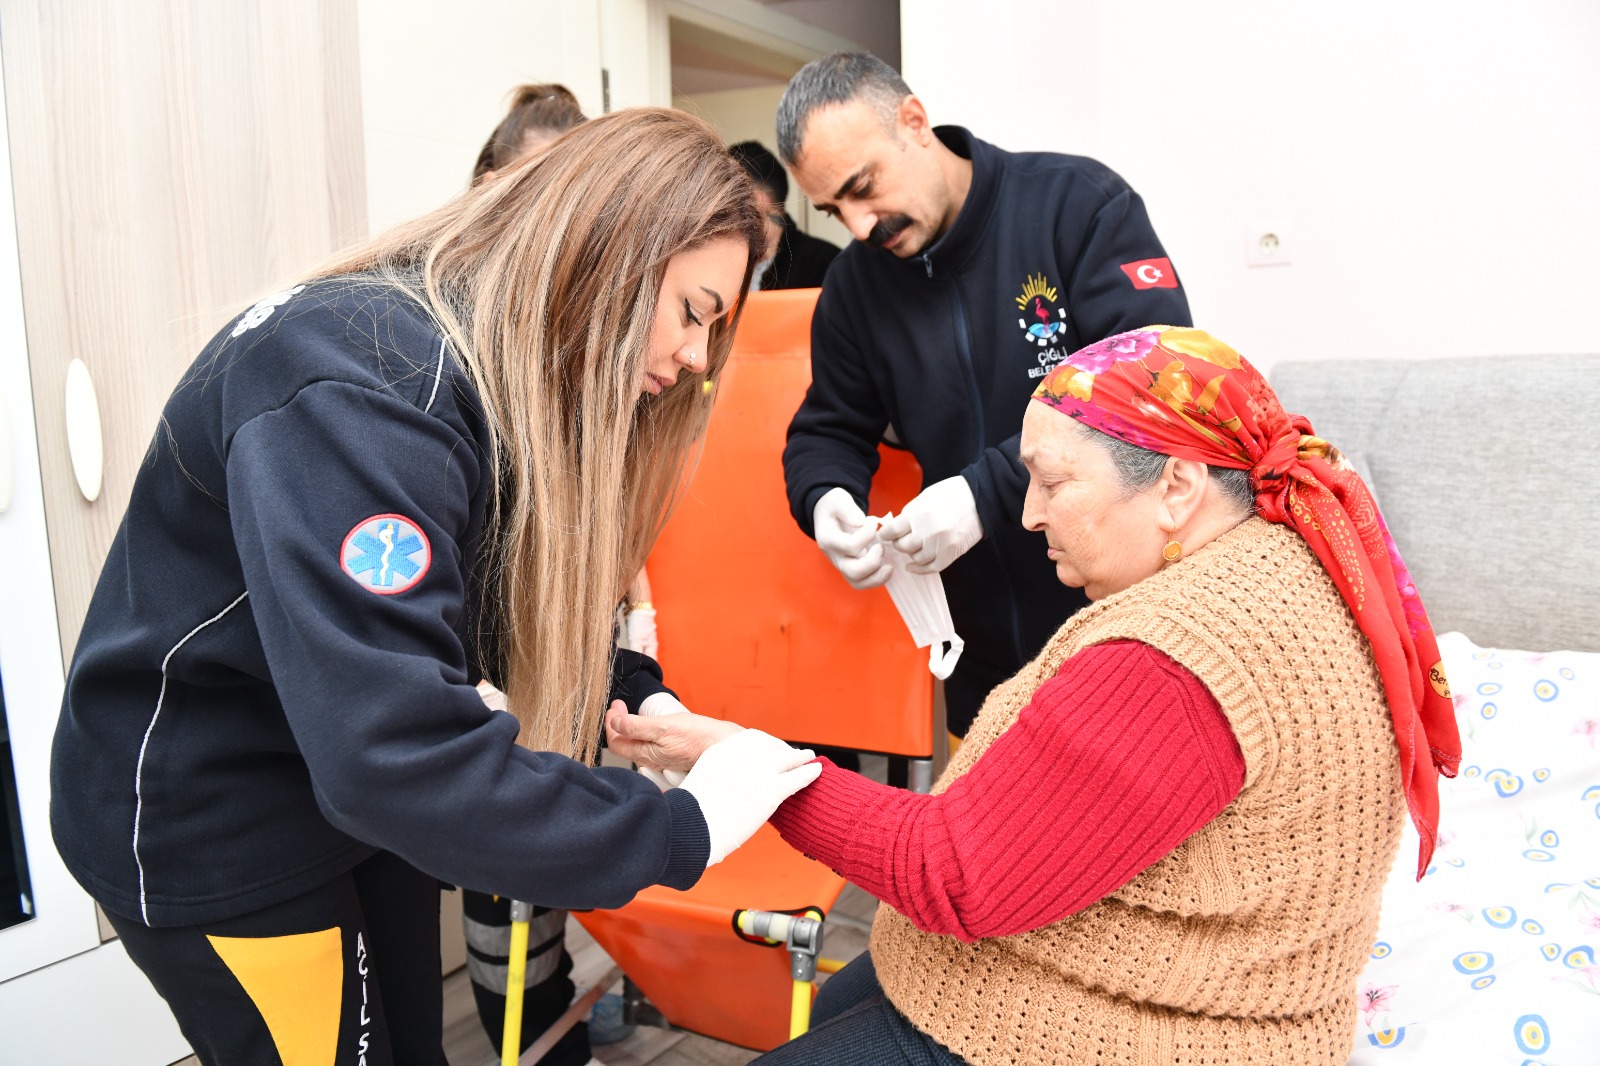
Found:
[64,358,103,503]
[0,381,13,513]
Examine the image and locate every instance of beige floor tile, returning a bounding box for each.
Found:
[627,1035,761,1065]
[443,966,497,1066]
[591,1025,692,1064]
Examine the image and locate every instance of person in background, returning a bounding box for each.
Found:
[50,110,818,1066]
[778,53,1192,739]
[728,139,840,290]
[610,326,1462,1066]
[471,82,586,184]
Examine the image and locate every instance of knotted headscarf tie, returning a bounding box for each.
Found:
[1032,326,1460,878]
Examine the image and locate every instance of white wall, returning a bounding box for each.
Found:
[674,84,786,152]
[902,0,1600,374]
[357,0,867,243]
[357,0,606,233]
[674,84,853,247]
[602,0,672,110]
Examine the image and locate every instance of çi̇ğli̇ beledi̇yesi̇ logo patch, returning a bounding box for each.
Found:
[1015,273,1067,349]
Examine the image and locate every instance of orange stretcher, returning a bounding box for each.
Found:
[571,288,934,1052]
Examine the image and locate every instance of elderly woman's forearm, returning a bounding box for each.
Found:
[770,641,1244,941]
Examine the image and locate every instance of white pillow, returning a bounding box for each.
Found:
[1348,633,1600,1065]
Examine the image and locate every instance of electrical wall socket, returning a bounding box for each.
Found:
[1246,223,1292,267]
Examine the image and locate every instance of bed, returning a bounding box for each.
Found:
[1270,355,1600,1065]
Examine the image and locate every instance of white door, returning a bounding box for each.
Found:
[0,43,190,1066]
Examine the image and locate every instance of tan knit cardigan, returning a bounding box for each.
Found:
[870,517,1405,1065]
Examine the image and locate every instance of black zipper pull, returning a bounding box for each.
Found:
[923,255,934,279]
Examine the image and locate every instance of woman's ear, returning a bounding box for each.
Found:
[1155,457,1209,534]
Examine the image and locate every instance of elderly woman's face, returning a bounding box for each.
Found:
[1019,404,1168,601]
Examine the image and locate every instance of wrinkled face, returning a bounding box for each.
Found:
[1019,404,1168,600]
[642,237,747,397]
[790,99,951,259]
[750,186,785,262]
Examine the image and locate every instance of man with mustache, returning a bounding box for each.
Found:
[779,53,1192,738]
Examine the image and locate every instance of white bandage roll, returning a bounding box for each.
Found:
[872,513,965,679]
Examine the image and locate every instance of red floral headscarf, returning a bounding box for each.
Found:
[1032,326,1460,878]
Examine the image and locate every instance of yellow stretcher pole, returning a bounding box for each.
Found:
[735,908,846,1039]
[789,979,812,1038]
[501,900,533,1066]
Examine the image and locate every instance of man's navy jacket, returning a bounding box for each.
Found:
[784,127,1192,729]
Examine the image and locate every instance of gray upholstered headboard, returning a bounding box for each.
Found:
[1270,355,1599,653]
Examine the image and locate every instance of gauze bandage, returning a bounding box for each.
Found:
[872,514,965,679]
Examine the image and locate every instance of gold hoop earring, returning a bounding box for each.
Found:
[1162,538,1182,563]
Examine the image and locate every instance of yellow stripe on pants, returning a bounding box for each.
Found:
[207,927,344,1065]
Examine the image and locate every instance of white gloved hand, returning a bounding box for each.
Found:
[813,487,891,589]
[876,475,983,574]
[635,692,689,789]
[624,605,658,659]
[678,729,821,865]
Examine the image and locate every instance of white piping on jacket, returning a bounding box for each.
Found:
[132,590,249,924]
[425,336,447,413]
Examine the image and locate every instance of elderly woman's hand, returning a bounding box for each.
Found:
[605,701,740,773]
[608,702,820,865]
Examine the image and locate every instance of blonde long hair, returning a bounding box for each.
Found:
[315,108,764,761]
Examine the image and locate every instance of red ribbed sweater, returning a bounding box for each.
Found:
[769,640,1245,942]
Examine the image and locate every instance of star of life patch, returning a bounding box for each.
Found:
[341,513,432,595]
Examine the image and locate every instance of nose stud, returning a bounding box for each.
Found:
[685,349,697,368]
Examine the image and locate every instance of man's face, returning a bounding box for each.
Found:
[750,186,785,262]
[789,98,950,259]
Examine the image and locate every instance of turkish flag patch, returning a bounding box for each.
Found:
[1120,257,1179,290]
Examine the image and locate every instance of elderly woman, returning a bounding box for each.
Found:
[607,326,1461,1066]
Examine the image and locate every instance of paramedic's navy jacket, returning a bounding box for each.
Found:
[51,278,709,927]
[783,127,1192,727]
